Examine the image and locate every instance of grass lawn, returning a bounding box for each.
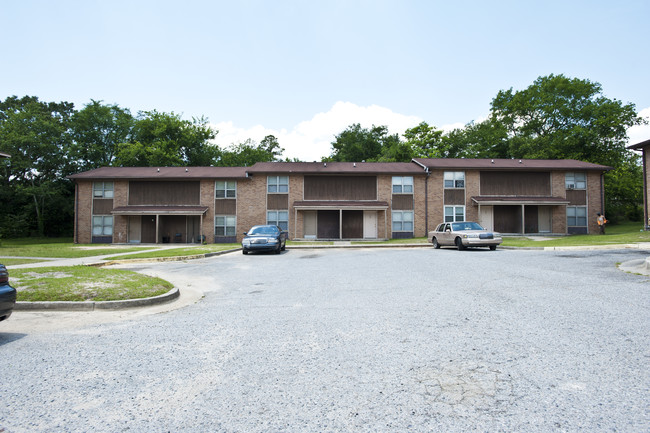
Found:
[103,244,240,260]
[10,266,173,302]
[501,222,650,247]
[0,237,150,258]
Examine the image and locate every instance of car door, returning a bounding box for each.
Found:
[439,223,452,245]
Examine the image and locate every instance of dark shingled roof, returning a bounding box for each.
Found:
[68,166,248,180]
[628,138,650,150]
[413,158,611,171]
[247,161,425,174]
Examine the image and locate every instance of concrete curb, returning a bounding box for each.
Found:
[14,287,180,311]
[90,248,241,267]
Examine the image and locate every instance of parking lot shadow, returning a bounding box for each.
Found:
[0,332,26,346]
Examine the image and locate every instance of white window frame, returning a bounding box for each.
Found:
[267,210,289,231]
[565,172,586,190]
[267,176,289,193]
[392,176,414,194]
[444,171,465,189]
[215,181,237,198]
[567,206,587,227]
[444,205,465,222]
[215,215,236,237]
[93,181,114,198]
[92,215,113,236]
[392,210,414,232]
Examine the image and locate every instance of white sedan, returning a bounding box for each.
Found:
[428,222,502,250]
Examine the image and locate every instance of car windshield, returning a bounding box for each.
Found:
[451,222,484,231]
[248,226,278,236]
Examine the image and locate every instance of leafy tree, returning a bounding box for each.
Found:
[328,124,406,162]
[114,111,219,167]
[490,74,643,166]
[403,122,444,158]
[218,135,285,166]
[440,119,509,159]
[0,95,75,237]
[70,100,134,171]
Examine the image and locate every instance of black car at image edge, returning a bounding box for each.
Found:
[0,264,17,322]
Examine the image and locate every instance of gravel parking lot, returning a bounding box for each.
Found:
[1,247,649,432]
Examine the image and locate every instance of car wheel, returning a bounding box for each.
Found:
[242,249,248,255]
[489,245,497,251]
[432,237,440,249]
[281,241,286,251]
[455,237,465,251]
[274,244,281,254]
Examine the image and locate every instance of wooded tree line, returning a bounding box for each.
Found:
[0,74,645,238]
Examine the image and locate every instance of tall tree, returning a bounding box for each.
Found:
[403,121,444,158]
[70,100,134,170]
[328,124,405,162]
[0,96,75,237]
[490,74,642,166]
[218,135,285,166]
[114,111,219,167]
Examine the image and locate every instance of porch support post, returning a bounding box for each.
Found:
[200,213,203,244]
[339,209,343,239]
[385,209,388,240]
[521,204,525,235]
[155,214,160,244]
[295,208,298,240]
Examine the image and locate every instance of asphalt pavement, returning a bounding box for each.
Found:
[1,247,649,432]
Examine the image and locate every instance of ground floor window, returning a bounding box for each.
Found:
[215,215,236,236]
[92,215,113,236]
[444,205,465,222]
[267,210,288,231]
[392,211,413,232]
[567,206,587,227]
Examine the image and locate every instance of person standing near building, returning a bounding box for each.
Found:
[597,213,607,234]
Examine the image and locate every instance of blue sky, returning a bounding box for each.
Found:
[2,0,649,160]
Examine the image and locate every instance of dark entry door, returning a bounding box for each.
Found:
[141,216,156,243]
[494,205,522,233]
[342,210,363,238]
[317,210,339,239]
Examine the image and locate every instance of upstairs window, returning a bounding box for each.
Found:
[267,176,289,193]
[93,181,114,198]
[444,171,465,189]
[392,176,413,193]
[565,172,586,190]
[216,181,236,198]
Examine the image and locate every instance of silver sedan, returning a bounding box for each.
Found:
[428,221,502,250]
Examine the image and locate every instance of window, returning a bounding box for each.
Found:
[444,205,465,222]
[92,215,113,236]
[392,211,414,232]
[565,172,586,189]
[444,172,465,189]
[215,181,236,198]
[567,206,587,226]
[267,210,288,231]
[267,176,289,193]
[215,215,236,236]
[392,176,413,193]
[93,181,114,198]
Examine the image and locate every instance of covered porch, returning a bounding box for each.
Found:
[112,206,208,244]
[293,201,389,240]
[472,196,569,235]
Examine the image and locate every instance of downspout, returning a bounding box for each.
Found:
[643,149,649,230]
[424,168,429,234]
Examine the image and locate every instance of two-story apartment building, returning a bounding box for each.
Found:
[68,158,610,244]
[628,138,650,229]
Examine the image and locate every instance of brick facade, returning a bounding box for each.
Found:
[69,160,610,243]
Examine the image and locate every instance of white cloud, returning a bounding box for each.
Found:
[211,101,423,161]
[628,106,650,146]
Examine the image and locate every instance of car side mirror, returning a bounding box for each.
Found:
[243,232,247,236]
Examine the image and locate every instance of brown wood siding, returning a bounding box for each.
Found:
[444,189,465,205]
[342,210,363,238]
[317,210,339,238]
[129,181,200,205]
[392,195,413,210]
[494,205,522,233]
[566,189,587,205]
[480,171,550,196]
[214,199,237,214]
[524,205,538,233]
[93,199,113,214]
[267,194,289,209]
[304,176,376,200]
